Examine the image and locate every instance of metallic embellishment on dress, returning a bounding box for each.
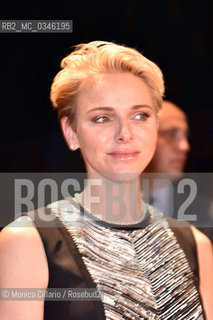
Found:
[53,199,204,320]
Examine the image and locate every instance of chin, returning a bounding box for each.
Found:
[167,170,184,182]
[103,171,141,183]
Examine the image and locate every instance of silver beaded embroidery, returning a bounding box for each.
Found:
[49,199,204,320]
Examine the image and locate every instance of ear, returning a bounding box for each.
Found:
[60,117,80,151]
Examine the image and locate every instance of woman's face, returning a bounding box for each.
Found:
[63,72,158,181]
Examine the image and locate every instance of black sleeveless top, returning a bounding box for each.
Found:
[24,201,205,319]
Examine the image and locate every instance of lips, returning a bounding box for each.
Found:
[107,151,140,160]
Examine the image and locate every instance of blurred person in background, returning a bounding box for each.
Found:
[145,100,190,176]
[144,100,213,242]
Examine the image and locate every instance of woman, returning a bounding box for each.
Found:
[0,41,212,319]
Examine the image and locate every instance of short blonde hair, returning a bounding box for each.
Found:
[50,41,165,126]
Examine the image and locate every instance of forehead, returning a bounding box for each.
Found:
[77,72,153,108]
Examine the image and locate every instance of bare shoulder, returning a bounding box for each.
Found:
[191,225,213,277]
[191,225,213,253]
[191,226,213,319]
[0,216,49,288]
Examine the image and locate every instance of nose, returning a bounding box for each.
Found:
[177,135,190,152]
[114,119,133,144]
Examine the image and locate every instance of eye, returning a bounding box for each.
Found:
[160,129,178,139]
[134,113,150,120]
[92,116,110,123]
[160,129,189,141]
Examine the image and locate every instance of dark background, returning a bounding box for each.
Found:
[0,1,213,172]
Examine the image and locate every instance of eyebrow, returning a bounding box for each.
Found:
[87,105,153,114]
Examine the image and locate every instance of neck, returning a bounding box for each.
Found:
[79,173,144,224]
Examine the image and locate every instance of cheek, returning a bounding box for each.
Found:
[77,129,110,159]
[79,126,113,149]
[137,130,158,164]
[140,127,158,148]
[148,136,158,160]
[148,125,158,150]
